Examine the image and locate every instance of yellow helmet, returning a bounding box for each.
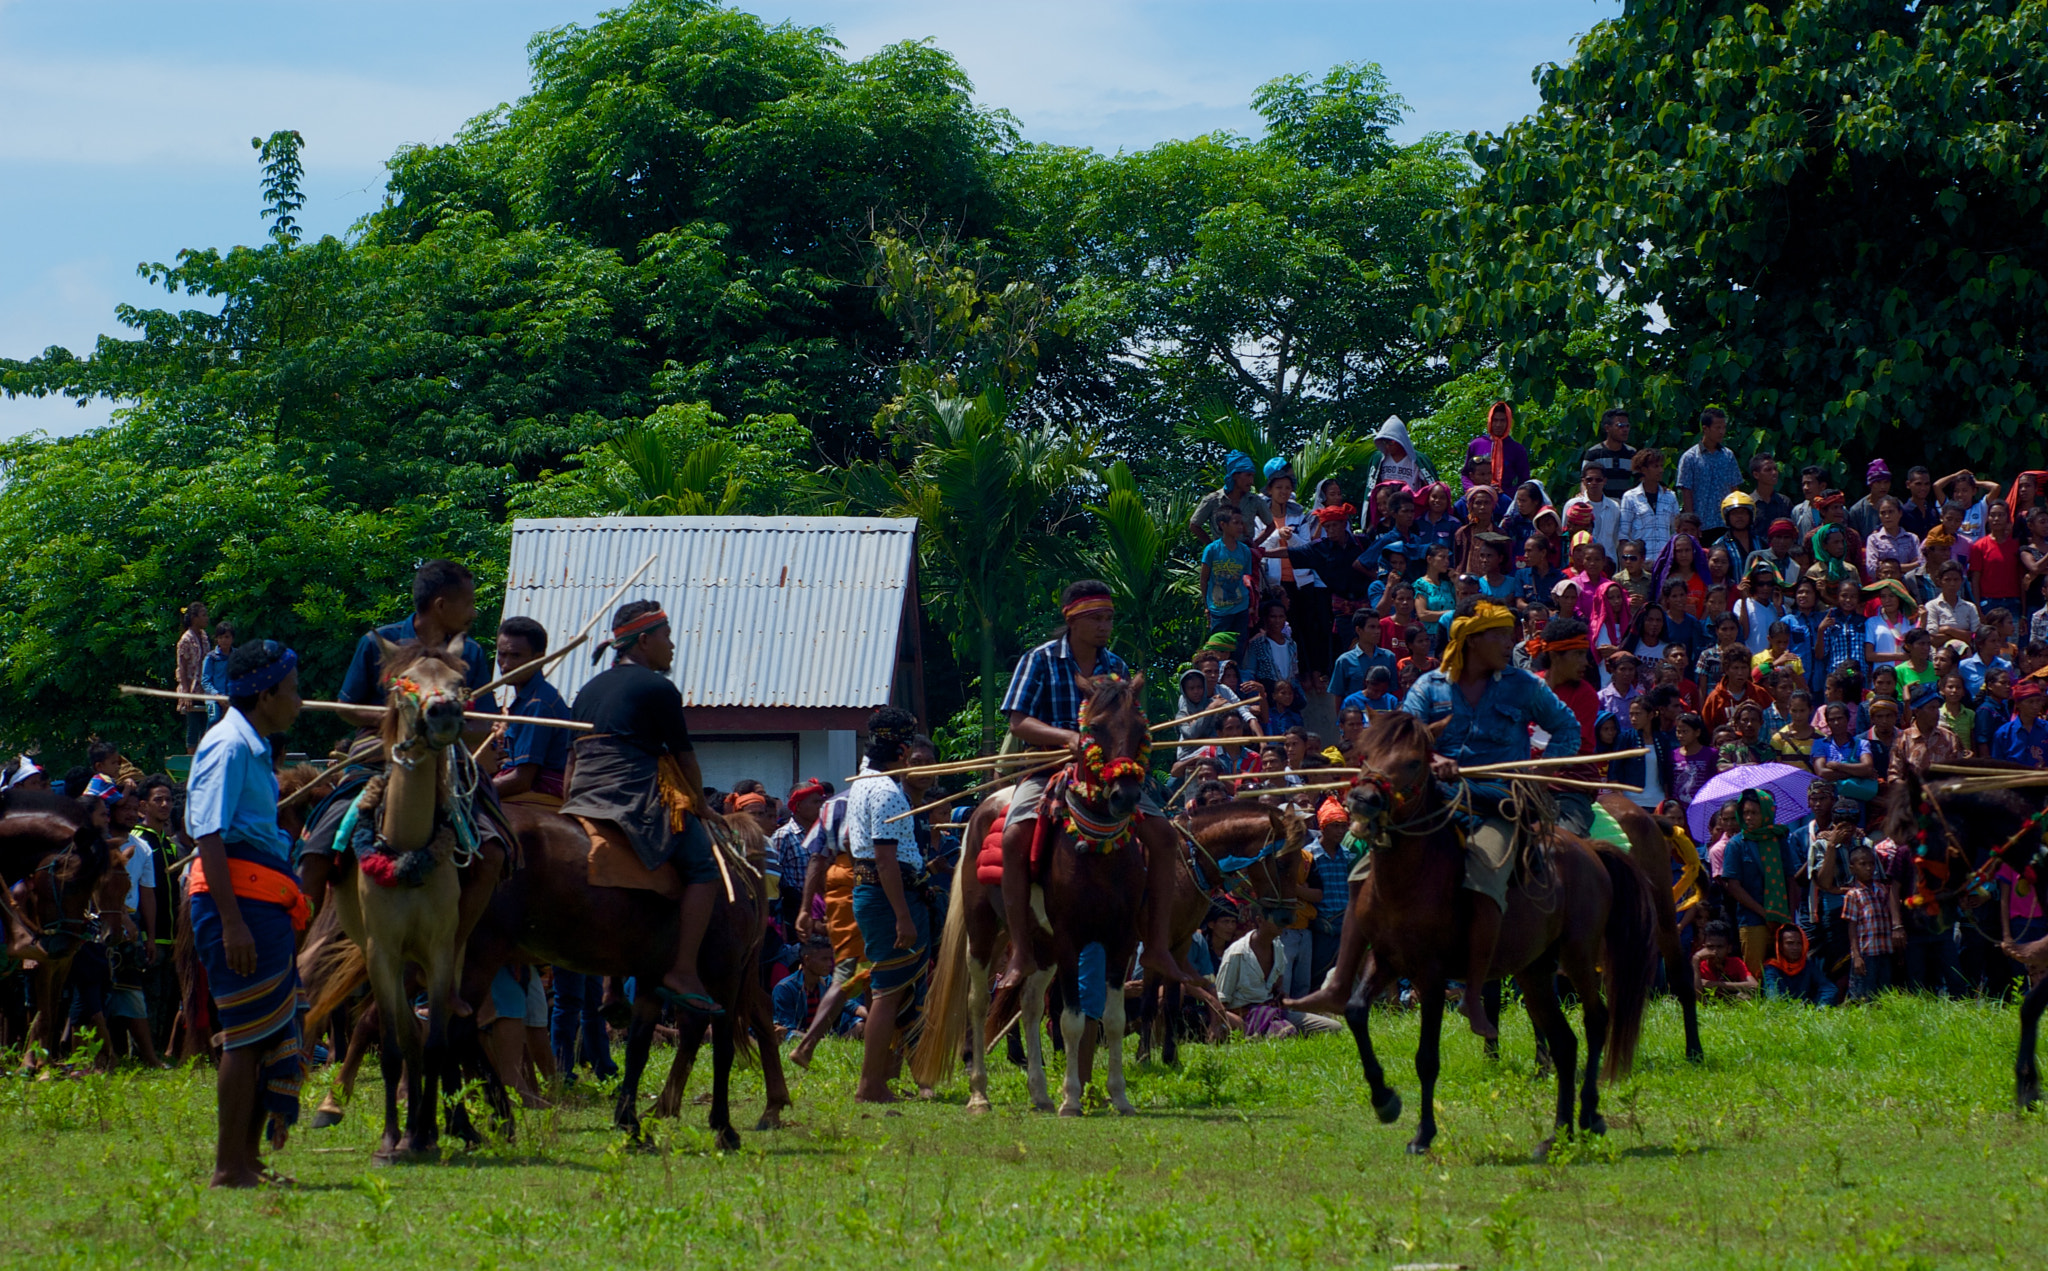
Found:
[1720,490,1756,513]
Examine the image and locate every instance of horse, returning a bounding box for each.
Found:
[1589,795,1705,1063]
[1133,800,1314,1064]
[0,789,126,1065]
[1338,712,1660,1158]
[911,674,1165,1116]
[1882,765,2048,1110]
[325,636,477,1162]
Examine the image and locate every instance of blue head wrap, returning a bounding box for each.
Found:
[1224,451,1255,480]
[227,644,297,698]
[1262,456,1293,485]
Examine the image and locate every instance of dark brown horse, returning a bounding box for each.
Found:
[1593,795,1705,1064]
[1883,765,2048,1109]
[1339,713,1659,1158]
[912,675,1164,1115]
[0,789,125,1065]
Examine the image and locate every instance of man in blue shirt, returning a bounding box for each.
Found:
[1959,626,2013,699]
[1329,612,1398,702]
[1293,598,1581,1038]
[336,559,492,709]
[487,616,572,804]
[1992,680,2048,767]
[185,638,306,1188]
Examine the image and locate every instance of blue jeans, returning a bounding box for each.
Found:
[550,971,615,1078]
[1849,957,1892,1001]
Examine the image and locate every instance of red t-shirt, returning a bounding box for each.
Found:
[1546,675,1603,781]
[1971,533,2024,599]
[1699,955,1751,984]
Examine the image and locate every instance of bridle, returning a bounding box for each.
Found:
[1349,758,1467,851]
[1061,695,1152,854]
[382,675,447,771]
[27,844,102,957]
[375,670,482,869]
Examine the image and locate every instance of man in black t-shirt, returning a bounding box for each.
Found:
[1579,407,1637,496]
[560,600,723,1015]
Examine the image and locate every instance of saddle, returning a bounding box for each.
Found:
[576,816,681,901]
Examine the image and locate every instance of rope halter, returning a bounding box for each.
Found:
[1062,690,1153,853]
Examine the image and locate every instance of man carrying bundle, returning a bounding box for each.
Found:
[185,638,311,1187]
[1290,598,1581,1038]
[993,579,1198,994]
[558,600,722,1014]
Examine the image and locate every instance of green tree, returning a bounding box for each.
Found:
[833,390,1087,749]
[1422,0,2048,478]
[1003,62,1469,458]
[1082,461,1197,687]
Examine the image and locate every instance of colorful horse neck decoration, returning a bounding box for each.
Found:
[1062,693,1152,853]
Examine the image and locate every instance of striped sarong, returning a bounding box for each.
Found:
[191,892,307,1145]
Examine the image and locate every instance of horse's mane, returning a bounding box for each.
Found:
[278,762,330,803]
[1891,777,2037,857]
[1360,709,1432,762]
[0,786,88,830]
[1084,674,1144,720]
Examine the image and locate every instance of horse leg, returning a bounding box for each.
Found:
[2017,973,2048,1111]
[1515,960,1577,1161]
[313,1006,377,1128]
[1162,979,1183,1067]
[1481,980,1502,1061]
[966,954,993,1112]
[1100,974,1136,1116]
[365,955,421,1160]
[1022,969,1055,1113]
[1057,1001,1089,1118]
[1133,971,1157,1064]
[1563,948,1610,1138]
[1345,960,1400,1125]
[373,1010,405,1163]
[753,993,792,1131]
[1408,977,1445,1155]
[612,997,661,1139]
[707,1011,740,1152]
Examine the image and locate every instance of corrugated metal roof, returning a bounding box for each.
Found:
[502,516,918,708]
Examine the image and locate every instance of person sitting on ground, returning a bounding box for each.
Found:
[1693,920,1759,1000]
[1215,905,1342,1039]
[773,937,863,1042]
[1762,924,1828,1004]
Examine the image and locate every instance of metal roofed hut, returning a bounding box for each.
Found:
[502,516,925,794]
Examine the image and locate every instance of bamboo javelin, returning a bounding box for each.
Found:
[466,553,659,701]
[885,756,1065,825]
[1147,697,1245,733]
[1156,735,1267,749]
[120,685,590,731]
[276,738,387,812]
[846,749,1060,783]
[1458,748,1647,777]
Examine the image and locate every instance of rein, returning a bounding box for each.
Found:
[1350,765,1468,851]
[1059,695,1153,855]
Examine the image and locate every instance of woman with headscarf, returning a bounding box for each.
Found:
[1452,485,1501,576]
[2006,469,2048,527]
[1805,524,1862,589]
[1650,532,1709,620]
[1715,788,1799,975]
[1462,401,1529,494]
[1191,450,1266,543]
[1417,482,1463,552]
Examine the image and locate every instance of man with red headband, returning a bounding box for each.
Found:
[1532,615,1601,839]
[993,579,1195,994]
[559,599,724,1014]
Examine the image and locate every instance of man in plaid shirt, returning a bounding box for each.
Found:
[993,579,1200,998]
[1810,577,1868,692]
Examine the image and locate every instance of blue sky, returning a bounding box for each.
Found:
[0,0,1619,437]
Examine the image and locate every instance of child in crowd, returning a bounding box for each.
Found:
[1762,925,1828,1003]
[1842,844,1901,1001]
[1693,920,1759,1000]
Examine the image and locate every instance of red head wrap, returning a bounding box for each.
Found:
[1063,595,1115,621]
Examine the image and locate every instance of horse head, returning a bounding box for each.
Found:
[0,793,113,955]
[1888,763,2045,909]
[1346,710,1436,845]
[376,634,470,764]
[1072,672,1150,821]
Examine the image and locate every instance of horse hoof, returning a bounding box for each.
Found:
[1686,1046,1705,1065]
[1533,1137,1555,1164]
[715,1127,742,1153]
[1581,1114,1608,1137]
[752,1115,783,1132]
[967,1097,992,1114]
[1031,1098,1055,1114]
[1405,1137,1432,1156]
[309,1107,344,1130]
[1057,1103,1082,1119]
[1372,1090,1402,1125]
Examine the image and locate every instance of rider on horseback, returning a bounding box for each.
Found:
[558,600,724,1016]
[993,579,1197,994]
[1292,599,1582,1038]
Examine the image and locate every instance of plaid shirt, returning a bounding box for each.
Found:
[998,636,1130,733]
[801,793,849,862]
[1310,838,1359,931]
[766,819,810,893]
[1842,883,1893,959]
[1813,610,1867,681]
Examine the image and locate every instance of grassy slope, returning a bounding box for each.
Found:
[5,997,2045,1269]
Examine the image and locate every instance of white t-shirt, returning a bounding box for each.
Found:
[1736,598,1782,655]
[1863,612,1914,660]
[121,833,155,913]
[843,765,918,869]
[1257,498,1320,587]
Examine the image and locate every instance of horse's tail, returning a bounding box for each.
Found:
[730,886,765,1069]
[299,905,367,1038]
[909,851,973,1089]
[1596,842,1658,1081]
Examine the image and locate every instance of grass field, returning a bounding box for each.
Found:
[5,997,2046,1269]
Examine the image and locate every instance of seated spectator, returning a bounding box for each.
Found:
[1266,678,1305,734]
[1992,679,2048,767]
[1243,599,1300,692]
[1814,702,1880,804]
[1342,665,1401,719]
[1772,689,1818,766]
[1672,712,1718,804]
[1693,920,1759,1000]
[1762,925,1828,1003]
[774,938,862,1041]
[1215,906,1342,1038]
[1597,650,1642,713]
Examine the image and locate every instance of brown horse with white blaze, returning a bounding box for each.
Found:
[1338,712,1659,1158]
[914,674,1198,1115]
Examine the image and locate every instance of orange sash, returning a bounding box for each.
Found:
[189,855,312,932]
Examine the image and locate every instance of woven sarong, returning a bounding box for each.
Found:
[190,892,306,1146]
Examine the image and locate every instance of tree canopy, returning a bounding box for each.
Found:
[1424,0,2048,482]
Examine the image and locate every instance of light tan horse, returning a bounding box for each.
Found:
[328,636,474,1162]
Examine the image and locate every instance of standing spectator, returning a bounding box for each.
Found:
[175,600,209,753]
[1672,712,1718,805]
[1368,416,1430,491]
[1199,508,1258,648]
[1992,680,2048,767]
[132,775,180,1051]
[1256,463,1331,680]
[1862,496,1920,577]
[1749,451,1793,528]
[1191,451,1267,543]
[1842,844,1899,1000]
[1328,611,1398,704]
[1970,500,2026,625]
[1462,401,1529,494]
[1792,465,1831,540]
[843,708,927,1103]
[200,621,235,732]
[1717,790,1798,974]
[1243,599,1299,691]
[1938,468,2001,548]
[1563,461,1622,563]
[1578,407,1637,494]
[1899,466,1941,536]
[1890,684,1958,780]
[1959,625,2013,698]
[1677,408,1743,533]
[1814,702,1880,804]
[1848,460,1893,538]
[768,778,832,931]
[1813,578,1870,692]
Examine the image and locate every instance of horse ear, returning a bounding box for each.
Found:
[443,633,467,662]
[374,633,403,664]
[1130,671,1145,692]
[1073,673,1096,697]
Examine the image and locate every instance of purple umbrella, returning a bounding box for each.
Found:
[1686,763,1816,843]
